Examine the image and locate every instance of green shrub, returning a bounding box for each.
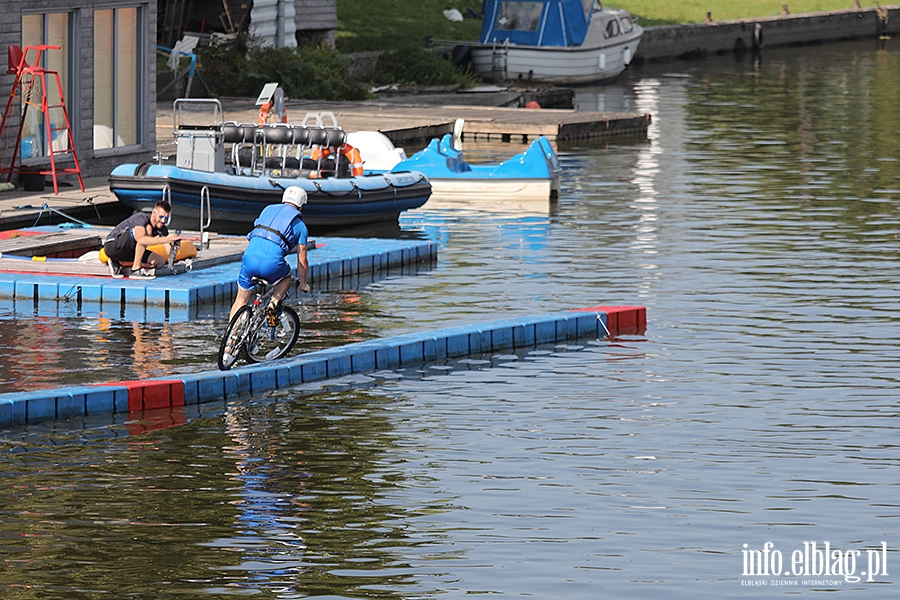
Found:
[197,37,370,101]
[370,46,479,87]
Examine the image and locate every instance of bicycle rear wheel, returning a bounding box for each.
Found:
[245,305,301,363]
[218,305,252,371]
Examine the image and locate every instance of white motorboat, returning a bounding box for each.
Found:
[469,0,643,85]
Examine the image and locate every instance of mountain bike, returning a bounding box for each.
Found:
[217,276,301,371]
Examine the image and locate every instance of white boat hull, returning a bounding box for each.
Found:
[429,176,560,202]
[426,178,560,215]
[471,8,643,84]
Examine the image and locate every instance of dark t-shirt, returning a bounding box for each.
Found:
[103,212,169,261]
[105,212,168,244]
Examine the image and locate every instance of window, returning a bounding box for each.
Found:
[605,19,620,38]
[496,2,543,32]
[620,16,634,33]
[94,7,142,150]
[19,13,72,159]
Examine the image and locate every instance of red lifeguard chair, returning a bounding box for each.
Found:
[0,44,83,194]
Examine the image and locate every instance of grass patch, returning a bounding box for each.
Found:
[336,0,483,53]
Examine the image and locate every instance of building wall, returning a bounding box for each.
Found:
[296,0,338,33]
[0,0,156,181]
[250,0,298,47]
[250,0,338,48]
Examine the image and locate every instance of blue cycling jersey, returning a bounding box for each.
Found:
[238,204,308,291]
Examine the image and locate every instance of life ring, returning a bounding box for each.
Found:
[310,144,364,177]
[258,101,271,125]
[257,102,288,124]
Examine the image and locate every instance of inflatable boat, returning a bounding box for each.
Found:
[108,101,432,234]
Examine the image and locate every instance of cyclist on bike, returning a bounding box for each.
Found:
[228,186,311,323]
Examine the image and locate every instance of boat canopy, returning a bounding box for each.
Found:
[478,0,596,47]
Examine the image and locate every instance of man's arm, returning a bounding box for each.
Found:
[133,224,180,246]
[296,244,310,293]
[131,225,182,268]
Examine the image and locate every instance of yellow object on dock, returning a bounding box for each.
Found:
[98,241,198,264]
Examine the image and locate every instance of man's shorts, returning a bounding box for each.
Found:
[238,252,291,291]
[104,231,153,265]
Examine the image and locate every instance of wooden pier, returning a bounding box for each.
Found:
[159,97,652,150]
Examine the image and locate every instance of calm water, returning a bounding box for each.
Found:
[1,38,900,597]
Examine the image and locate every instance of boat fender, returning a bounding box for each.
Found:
[753,23,764,49]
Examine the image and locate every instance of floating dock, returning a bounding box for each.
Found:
[0,226,437,320]
[158,98,651,152]
[0,305,646,429]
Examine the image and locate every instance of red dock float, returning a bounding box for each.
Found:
[100,379,185,412]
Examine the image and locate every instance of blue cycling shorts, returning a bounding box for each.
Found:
[238,238,291,290]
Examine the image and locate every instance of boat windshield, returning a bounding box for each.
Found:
[495,1,543,31]
[583,0,595,18]
[605,18,620,38]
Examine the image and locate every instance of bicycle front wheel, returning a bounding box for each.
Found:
[245,305,301,363]
[218,305,252,371]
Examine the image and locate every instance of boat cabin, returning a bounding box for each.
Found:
[479,0,597,47]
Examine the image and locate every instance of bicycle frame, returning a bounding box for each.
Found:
[218,276,302,370]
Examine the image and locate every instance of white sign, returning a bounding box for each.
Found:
[255,82,279,106]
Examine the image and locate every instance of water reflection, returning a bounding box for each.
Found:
[631,78,662,297]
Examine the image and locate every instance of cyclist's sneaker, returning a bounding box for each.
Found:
[108,258,124,279]
[129,267,156,280]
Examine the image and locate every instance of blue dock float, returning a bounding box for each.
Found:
[0,236,437,320]
[0,305,646,429]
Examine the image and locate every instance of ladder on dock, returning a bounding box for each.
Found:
[0,44,84,194]
[491,42,508,82]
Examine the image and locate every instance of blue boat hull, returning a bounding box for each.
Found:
[108,163,432,234]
